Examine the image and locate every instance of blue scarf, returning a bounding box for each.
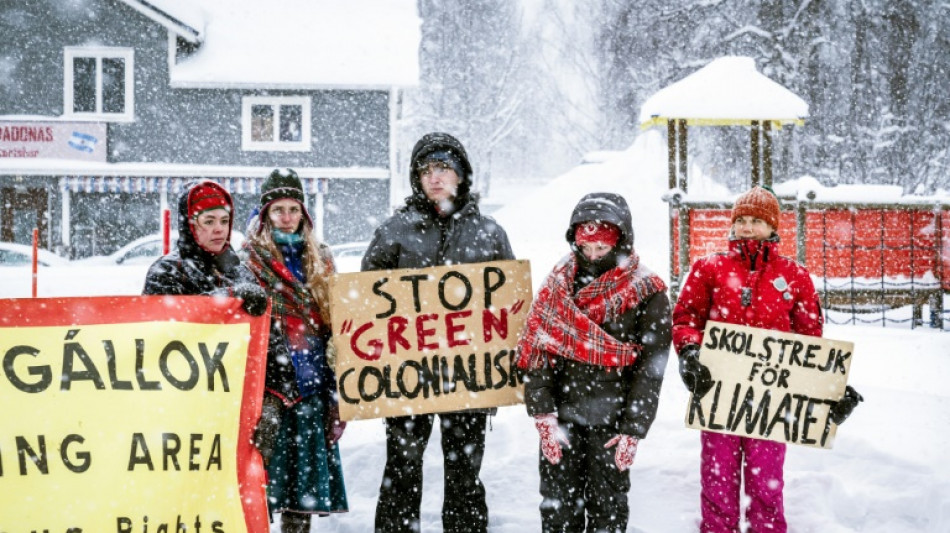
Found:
[267,229,330,399]
[272,229,306,281]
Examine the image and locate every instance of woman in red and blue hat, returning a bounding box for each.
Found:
[143,179,266,315]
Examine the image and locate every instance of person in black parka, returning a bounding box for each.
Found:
[363,132,515,533]
[143,179,266,313]
[516,192,672,533]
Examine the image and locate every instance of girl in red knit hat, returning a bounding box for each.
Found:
[672,186,862,533]
[143,179,267,316]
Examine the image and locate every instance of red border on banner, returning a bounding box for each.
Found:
[0,295,270,533]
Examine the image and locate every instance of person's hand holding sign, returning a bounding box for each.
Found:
[829,385,864,424]
[234,283,268,316]
[678,344,714,399]
[534,413,569,465]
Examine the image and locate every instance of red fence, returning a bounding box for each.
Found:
[671,200,949,328]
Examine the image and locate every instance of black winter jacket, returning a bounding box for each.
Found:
[523,291,671,438]
[361,200,514,270]
[143,181,258,296]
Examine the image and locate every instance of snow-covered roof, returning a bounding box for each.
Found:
[119,0,205,43]
[639,56,808,128]
[164,0,421,89]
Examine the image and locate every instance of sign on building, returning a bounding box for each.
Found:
[684,321,855,449]
[0,121,107,162]
[330,260,533,421]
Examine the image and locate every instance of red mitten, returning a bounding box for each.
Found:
[604,434,638,471]
[327,404,346,444]
[534,413,568,465]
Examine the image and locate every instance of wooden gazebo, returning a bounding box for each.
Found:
[639,56,807,297]
[640,56,947,328]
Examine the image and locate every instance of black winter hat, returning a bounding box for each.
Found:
[407,132,475,210]
[416,149,466,179]
[261,168,305,207]
[410,132,473,180]
[259,168,313,231]
[409,131,472,193]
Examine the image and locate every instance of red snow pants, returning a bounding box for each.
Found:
[700,431,786,533]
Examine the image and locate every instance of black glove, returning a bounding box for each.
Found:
[829,385,863,425]
[326,403,346,445]
[679,345,714,399]
[234,283,267,316]
[253,394,283,467]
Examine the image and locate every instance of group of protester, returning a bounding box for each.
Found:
[143,131,863,533]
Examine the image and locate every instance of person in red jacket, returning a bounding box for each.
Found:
[672,186,862,533]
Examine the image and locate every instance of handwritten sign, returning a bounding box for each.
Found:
[684,321,854,449]
[0,296,269,532]
[330,260,532,421]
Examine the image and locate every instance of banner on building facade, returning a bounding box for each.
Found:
[0,121,107,162]
[684,321,855,449]
[0,296,269,532]
[330,260,533,421]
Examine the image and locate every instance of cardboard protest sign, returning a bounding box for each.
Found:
[0,296,269,533]
[330,260,532,421]
[685,321,854,449]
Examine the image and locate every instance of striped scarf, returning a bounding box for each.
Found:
[245,241,328,343]
[517,253,667,370]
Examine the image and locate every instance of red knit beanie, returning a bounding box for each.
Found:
[188,182,231,220]
[574,221,621,247]
[731,186,780,230]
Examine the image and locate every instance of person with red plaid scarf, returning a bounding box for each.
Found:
[517,192,672,533]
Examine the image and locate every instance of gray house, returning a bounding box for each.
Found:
[0,0,420,258]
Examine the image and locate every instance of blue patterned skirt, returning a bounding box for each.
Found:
[266,394,348,515]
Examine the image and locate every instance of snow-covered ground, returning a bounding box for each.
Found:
[2,129,948,532]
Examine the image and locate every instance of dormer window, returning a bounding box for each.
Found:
[241,96,311,151]
[64,47,134,121]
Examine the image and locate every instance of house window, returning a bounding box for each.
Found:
[242,96,311,151]
[64,47,134,121]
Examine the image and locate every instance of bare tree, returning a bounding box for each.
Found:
[400,0,950,194]
[402,0,528,194]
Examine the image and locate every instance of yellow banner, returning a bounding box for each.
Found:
[0,296,269,532]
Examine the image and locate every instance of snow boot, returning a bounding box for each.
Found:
[280,511,311,533]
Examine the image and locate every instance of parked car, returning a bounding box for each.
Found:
[76,231,246,266]
[0,242,71,267]
[330,241,369,273]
